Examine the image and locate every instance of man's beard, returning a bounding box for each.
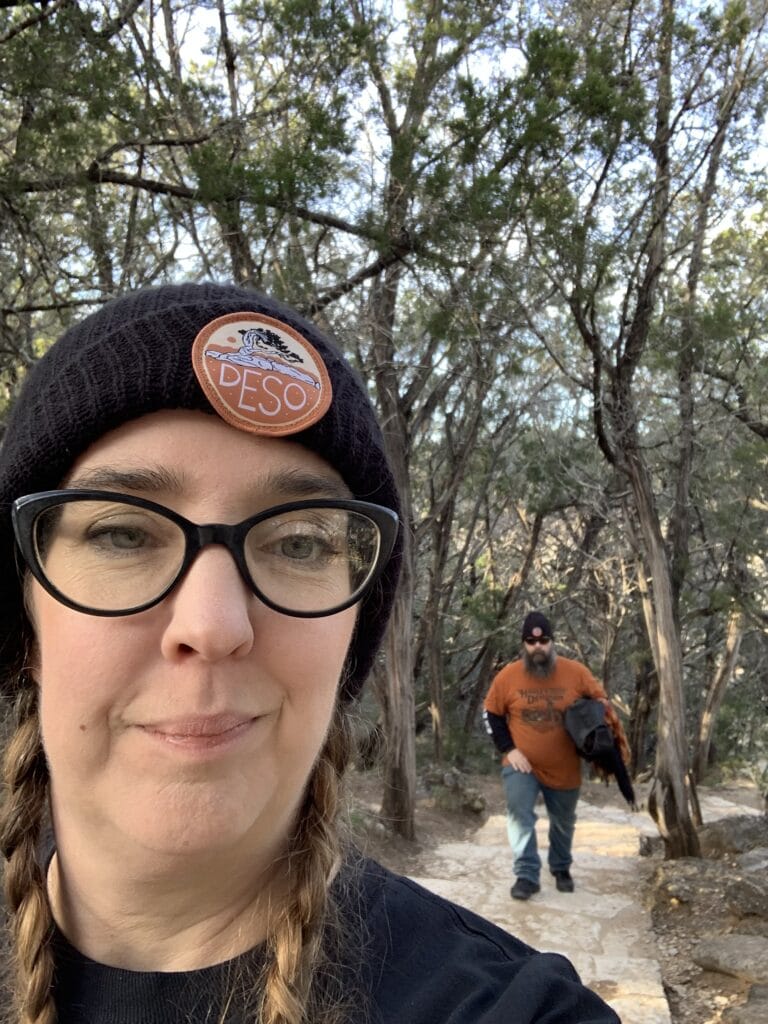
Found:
[523,647,556,678]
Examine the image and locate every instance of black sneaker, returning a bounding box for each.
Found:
[510,877,540,901]
[552,869,575,893]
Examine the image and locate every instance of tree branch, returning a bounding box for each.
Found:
[0,0,71,44]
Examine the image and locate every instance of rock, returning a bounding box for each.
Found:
[723,983,768,1024]
[693,934,768,983]
[651,857,724,909]
[665,983,688,1000]
[699,816,768,858]
[727,875,768,918]
[665,883,694,903]
[738,847,768,874]
[724,1005,767,1024]
[639,833,662,857]
[421,766,487,816]
[463,793,486,814]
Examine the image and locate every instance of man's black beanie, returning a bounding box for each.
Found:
[0,282,402,699]
[521,611,553,641]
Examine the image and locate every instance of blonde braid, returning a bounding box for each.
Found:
[0,685,358,1024]
[0,684,57,1024]
[258,703,355,1024]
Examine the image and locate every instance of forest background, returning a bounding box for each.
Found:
[1,0,766,858]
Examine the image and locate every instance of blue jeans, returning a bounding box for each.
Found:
[501,766,580,883]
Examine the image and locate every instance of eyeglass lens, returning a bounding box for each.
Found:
[31,498,381,615]
[524,637,551,645]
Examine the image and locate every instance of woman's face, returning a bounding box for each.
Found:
[28,410,357,867]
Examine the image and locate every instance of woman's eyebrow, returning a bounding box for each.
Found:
[65,466,353,500]
[259,468,353,500]
[65,467,184,493]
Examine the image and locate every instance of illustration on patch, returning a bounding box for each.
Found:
[192,312,332,436]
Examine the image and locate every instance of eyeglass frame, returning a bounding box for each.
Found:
[12,489,400,620]
[523,636,552,646]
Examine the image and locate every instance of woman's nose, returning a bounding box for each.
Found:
[159,546,256,662]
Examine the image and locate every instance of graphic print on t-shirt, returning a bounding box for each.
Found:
[519,687,567,733]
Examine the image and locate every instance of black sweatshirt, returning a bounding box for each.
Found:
[52,855,619,1024]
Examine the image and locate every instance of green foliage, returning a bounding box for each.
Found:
[1,4,150,169]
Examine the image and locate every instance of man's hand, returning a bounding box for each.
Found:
[506,749,533,773]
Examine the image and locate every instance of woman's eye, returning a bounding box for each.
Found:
[277,533,334,561]
[80,512,167,553]
[248,512,349,571]
[87,524,149,550]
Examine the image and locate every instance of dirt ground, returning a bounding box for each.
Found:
[644,783,767,1024]
[347,768,766,1024]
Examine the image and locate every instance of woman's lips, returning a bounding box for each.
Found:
[139,714,260,750]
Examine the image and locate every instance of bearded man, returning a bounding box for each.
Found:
[483,612,609,900]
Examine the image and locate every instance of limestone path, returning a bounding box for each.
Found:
[407,788,761,1024]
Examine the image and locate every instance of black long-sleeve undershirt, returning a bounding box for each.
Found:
[483,709,515,754]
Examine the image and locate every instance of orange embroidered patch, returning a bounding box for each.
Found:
[192,313,332,436]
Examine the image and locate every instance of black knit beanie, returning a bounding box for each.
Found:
[521,611,553,641]
[0,282,402,699]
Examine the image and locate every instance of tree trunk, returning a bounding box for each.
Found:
[628,656,657,777]
[368,253,416,837]
[627,453,701,857]
[422,509,452,764]
[373,571,416,840]
[693,608,743,783]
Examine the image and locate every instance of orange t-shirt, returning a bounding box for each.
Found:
[484,656,608,789]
